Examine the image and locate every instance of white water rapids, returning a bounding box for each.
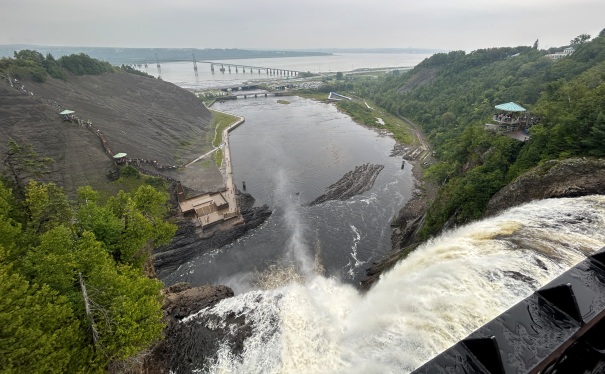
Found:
[183,195,605,374]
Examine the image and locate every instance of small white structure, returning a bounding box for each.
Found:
[328,92,352,101]
[546,47,575,60]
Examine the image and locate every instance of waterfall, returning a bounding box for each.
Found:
[176,195,605,374]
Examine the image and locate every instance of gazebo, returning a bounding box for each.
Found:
[495,102,526,112]
[113,152,128,164]
[59,109,75,121]
[492,102,527,131]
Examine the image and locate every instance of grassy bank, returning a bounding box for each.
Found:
[336,99,414,144]
[209,109,240,166]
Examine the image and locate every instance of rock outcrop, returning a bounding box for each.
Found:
[485,157,605,217]
[309,163,384,206]
[360,190,426,291]
[361,157,605,291]
[153,191,272,278]
[142,283,235,374]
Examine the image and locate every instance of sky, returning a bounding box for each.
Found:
[1,0,604,51]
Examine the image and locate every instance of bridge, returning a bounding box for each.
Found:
[412,247,605,374]
[199,61,301,76]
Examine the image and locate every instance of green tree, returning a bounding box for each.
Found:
[0,246,84,373]
[571,33,591,45]
[0,179,171,371]
[584,112,605,156]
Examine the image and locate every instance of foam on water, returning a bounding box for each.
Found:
[184,196,605,374]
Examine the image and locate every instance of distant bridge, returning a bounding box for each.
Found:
[199,61,301,76]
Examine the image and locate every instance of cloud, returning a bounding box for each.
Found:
[0,0,604,50]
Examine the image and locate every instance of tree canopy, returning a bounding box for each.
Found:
[0,50,149,82]
[0,179,175,372]
[319,31,605,238]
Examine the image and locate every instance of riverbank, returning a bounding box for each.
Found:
[295,92,437,290]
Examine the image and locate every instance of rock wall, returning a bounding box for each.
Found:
[141,283,235,374]
[485,158,605,217]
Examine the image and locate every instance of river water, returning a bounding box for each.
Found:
[179,195,605,373]
[140,52,431,90]
[156,54,605,372]
[163,96,414,292]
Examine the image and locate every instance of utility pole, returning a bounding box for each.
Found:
[192,53,198,77]
[155,52,162,78]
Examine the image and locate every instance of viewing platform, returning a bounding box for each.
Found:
[484,102,539,138]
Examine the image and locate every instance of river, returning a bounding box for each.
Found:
[157,54,605,373]
[163,96,414,293]
[174,195,605,373]
[140,52,432,90]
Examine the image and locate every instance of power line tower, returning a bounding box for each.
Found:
[192,53,198,77]
[155,52,161,78]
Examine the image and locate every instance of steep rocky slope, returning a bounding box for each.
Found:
[0,71,221,195]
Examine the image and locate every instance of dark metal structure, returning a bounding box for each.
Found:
[412,247,605,374]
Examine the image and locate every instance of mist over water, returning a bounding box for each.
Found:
[165,97,413,291]
[181,195,605,373]
[271,168,316,280]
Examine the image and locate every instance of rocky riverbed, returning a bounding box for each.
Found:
[309,163,384,206]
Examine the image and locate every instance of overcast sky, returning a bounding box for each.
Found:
[1,0,603,51]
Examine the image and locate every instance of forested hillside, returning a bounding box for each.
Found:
[393,32,605,237]
[333,30,605,239]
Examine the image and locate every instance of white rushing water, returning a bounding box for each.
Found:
[184,195,605,374]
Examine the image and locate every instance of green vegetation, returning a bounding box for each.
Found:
[0,178,175,372]
[209,109,239,167]
[104,165,170,200]
[302,32,605,240]
[277,99,290,104]
[58,53,113,75]
[0,49,154,83]
[0,139,175,371]
[215,148,223,168]
[119,64,155,78]
[336,100,413,144]
[350,33,605,239]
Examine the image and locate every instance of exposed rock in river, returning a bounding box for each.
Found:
[153,190,272,280]
[309,163,384,206]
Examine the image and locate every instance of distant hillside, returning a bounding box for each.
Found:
[0,54,221,196]
[316,31,605,241]
[372,33,605,238]
[0,45,332,64]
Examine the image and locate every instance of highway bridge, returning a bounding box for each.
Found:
[200,61,302,76]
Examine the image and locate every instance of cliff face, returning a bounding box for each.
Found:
[484,158,605,217]
[0,72,219,195]
[141,283,235,374]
